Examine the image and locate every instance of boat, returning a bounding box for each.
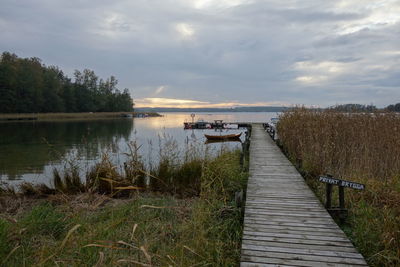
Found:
[205,138,242,144]
[204,132,242,141]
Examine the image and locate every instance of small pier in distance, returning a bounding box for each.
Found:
[241,124,367,266]
[183,119,251,130]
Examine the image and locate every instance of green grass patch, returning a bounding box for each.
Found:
[20,202,69,239]
[0,150,247,266]
[0,218,11,258]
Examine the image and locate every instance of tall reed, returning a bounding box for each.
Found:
[278,108,400,266]
[0,150,247,266]
[0,137,228,198]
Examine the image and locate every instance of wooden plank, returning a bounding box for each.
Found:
[245,201,322,206]
[246,198,322,204]
[244,214,338,225]
[243,231,351,242]
[241,243,364,259]
[242,239,359,253]
[243,218,340,230]
[244,205,330,213]
[242,235,355,248]
[242,250,367,265]
[241,256,359,267]
[243,222,343,233]
[240,124,367,266]
[244,209,332,218]
[244,226,348,238]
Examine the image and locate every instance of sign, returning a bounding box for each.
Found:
[319,176,365,190]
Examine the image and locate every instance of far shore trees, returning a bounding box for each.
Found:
[386,103,400,112]
[0,52,133,113]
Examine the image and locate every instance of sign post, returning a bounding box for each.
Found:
[319,175,365,222]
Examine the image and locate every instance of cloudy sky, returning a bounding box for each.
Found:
[1,0,399,108]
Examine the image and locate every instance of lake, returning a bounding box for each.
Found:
[0,112,278,186]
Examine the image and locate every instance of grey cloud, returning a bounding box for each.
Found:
[373,72,400,87]
[1,0,399,107]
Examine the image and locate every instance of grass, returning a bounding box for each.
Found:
[277,108,400,267]
[0,219,11,259]
[17,138,239,199]
[0,150,247,266]
[20,202,68,238]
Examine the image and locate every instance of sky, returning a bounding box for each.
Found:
[1,0,399,108]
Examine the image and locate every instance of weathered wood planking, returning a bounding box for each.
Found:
[240,124,367,267]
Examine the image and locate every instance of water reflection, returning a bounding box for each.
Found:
[0,119,133,181]
[0,112,278,185]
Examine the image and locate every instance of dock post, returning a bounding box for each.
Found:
[339,186,345,210]
[339,185,346,223]
[326,184,332,209]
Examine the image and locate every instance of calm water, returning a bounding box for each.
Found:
[0,112,278,186]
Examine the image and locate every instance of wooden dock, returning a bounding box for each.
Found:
[240,124,367,266]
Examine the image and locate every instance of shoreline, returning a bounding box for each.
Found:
[0,150,247,266]
[0,111,162,121]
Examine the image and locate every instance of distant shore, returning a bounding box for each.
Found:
[0,111,162,121]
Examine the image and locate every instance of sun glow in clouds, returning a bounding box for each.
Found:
[335,1,400,35]
[135,97,289,108]
[295,76,328,84]
[175,23,195,39]
[94,12,131,38]
[294,61,349,84]
[136,98,208,108]
[154,85,166,95]
[193,0,247,9]
[295,61,345,73]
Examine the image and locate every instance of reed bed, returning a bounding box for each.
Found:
[277,108,400,266]
[0,147,247,266]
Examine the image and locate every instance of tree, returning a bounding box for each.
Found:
[385,103,400,112]
[0,52,134,113]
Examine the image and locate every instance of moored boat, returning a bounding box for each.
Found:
[204,132,242,141]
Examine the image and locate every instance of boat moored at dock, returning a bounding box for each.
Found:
[204,132,242,141]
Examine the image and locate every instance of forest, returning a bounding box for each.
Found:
[386,103,400,112]
[0,52,134,113]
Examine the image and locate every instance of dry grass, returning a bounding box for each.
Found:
[0,136,226,199]
[0,151,247,266]
[0,129,248,265]
[277,108,400,266]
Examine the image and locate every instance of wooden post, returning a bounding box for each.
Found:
[240,142,244,169]
[339,186,346,223]
[326,184,332,209]
[339,186,345,210]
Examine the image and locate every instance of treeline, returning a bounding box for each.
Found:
[386,103,400,112]
[0,52,133,113]
[327,103,400,112]
[329,104,377,112]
